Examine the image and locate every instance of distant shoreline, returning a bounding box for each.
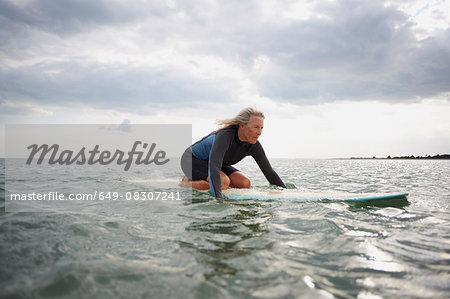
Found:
[345,154,450,160]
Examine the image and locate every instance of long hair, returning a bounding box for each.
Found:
[216,107,265,129]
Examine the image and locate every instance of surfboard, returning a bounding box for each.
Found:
[221,188,409,202]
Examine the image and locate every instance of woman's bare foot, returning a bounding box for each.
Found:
[178,172,230,191]
[178,176,210,190]
[178,176,192,188]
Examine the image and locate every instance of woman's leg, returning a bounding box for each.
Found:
[180,148,211,190]
[228,171,251,189]
[179,171,230,190]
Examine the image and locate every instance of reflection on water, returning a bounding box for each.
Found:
[181,201,273,281]
[344,195,410,209]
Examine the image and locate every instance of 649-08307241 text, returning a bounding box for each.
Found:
[9,191,182,201]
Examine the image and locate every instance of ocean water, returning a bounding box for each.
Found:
[1,158,449,298]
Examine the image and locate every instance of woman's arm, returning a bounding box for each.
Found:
[251,143,286,188]
[208,130,232,198]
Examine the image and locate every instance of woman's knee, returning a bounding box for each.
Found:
[234,177,250,189]
[220,172,230,189]
[229,172,251,189]
[240,177,251,189]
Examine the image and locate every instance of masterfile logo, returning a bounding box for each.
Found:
[5,124,192,212]
[26,141,170,171]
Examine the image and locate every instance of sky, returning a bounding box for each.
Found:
[0,0,449,158]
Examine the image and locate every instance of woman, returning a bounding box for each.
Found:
[180,107,286,198]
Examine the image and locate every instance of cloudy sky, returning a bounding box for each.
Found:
[1,0,449,158]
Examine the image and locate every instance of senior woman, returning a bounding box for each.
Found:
[180,107,286,198]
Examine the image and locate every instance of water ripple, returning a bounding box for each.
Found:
[1,159,449,298]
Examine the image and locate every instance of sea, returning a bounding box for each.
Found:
[1,158,449,298]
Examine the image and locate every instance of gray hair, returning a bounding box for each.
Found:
[217,107,265,128]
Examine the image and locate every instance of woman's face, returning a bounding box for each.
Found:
[239,116,264,144]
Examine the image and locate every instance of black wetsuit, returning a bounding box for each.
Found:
[181,126,286,198]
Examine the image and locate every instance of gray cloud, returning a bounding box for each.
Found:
[0,0,449,117]
[251,0,450,103]
[0,0,171,36]
[0,61,232,115]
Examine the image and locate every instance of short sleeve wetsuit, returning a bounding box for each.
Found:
[181,126,286,198]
